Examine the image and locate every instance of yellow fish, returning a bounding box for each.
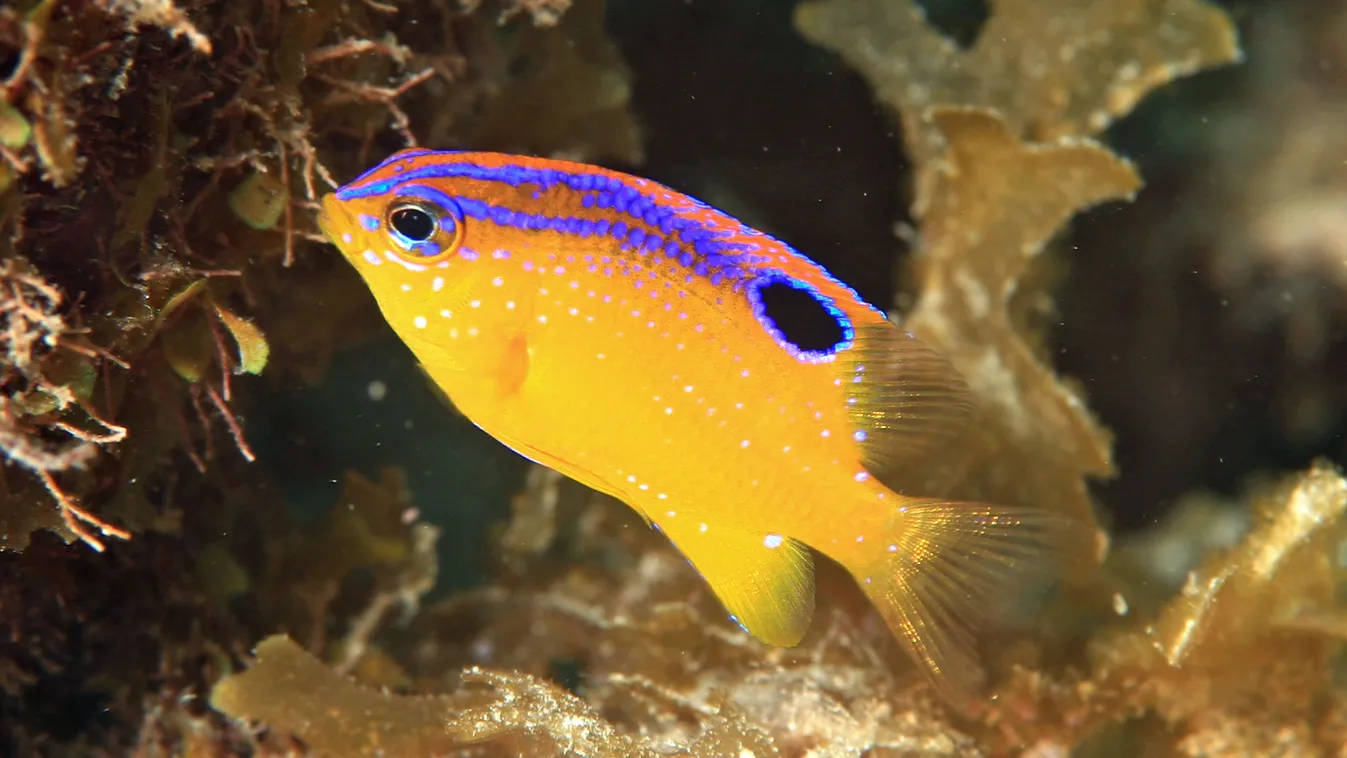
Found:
[319,149,1071,707]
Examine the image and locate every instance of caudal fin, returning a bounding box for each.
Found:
[854,498,1077,711]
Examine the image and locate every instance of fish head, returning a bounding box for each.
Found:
[320,150,546,357]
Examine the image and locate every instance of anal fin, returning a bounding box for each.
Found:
[655,517,816,646]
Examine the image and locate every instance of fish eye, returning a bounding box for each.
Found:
[389,204,437,243]
[382,190,464,264]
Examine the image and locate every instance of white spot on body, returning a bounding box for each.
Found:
[400,283,412,292]
[362,250,383,266]
[413,316,427,329]
[432,277,445,291]
[699,522,708,533]
[366,380,387,401]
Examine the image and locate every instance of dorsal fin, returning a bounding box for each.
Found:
[835,322,973,493]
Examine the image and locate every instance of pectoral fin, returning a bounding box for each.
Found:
[654,517,816,646]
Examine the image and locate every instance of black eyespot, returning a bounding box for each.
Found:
[755,278,848,354]
[389,204,437,243]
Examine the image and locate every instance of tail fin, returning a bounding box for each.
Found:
[854,498,1078,711]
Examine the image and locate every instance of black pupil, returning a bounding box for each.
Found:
[390,207,436,242]
[758,280,847,353]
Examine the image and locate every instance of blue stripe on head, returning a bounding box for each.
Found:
[396,183,463,218]
[337,156,640,201]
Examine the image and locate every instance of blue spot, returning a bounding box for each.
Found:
[359,214,379,231]
[457,197,489,219]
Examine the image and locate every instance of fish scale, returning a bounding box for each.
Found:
[320,149,1076,712]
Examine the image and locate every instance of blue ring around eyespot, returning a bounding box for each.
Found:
[387,183,464,256]
[745,270,854,364]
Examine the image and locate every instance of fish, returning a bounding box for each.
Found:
[318,149,1074,709]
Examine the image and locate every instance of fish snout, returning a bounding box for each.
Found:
[317,193,356,249]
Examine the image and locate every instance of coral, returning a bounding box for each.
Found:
[795,0,1242,164]
[987,462,1347,756]
[210,635,468,758]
